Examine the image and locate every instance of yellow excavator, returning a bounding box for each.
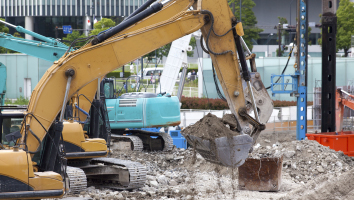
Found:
[0,0,273,198]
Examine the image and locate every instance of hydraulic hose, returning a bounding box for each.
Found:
[92,3,163,45]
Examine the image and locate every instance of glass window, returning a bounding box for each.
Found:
[104,81,114,99]
[2,117,23,146]
[154,70,162,76]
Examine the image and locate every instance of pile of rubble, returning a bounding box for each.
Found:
[68,147,240,200]
[60,109,354,200]
[63,136,354,199]
[251,138,354,184]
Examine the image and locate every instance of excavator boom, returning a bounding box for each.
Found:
[20,0,272,168]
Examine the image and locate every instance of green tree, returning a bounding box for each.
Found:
[0,18,22,54]
[0,18,10,54]
[308,26,312,45]
[278,16,289,39]
[336,0,354,57]
[228,0,263,51]
[62,30,86,47]
[89,18,116,36]
[318,14,322,46]
[62,18,116,48]
[187,36,197,57]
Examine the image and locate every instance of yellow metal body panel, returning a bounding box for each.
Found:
[236,22,244,36]
[62,121,86,148]
[62,121,107,153]
[85,138,106,144]
[29,173,63,190]
[0,150,34,183]
[0,150,63,196]
[81,140,107,151]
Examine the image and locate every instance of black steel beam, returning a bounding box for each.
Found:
[321,0,337,132]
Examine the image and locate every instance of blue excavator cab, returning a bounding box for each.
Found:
[102,79,180,129]
[0,63,6,106]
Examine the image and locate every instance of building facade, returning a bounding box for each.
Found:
[0,0,143,17]
[0,0,333,41]
[0,0,147,39]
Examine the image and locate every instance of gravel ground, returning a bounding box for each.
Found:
[59,130,354,200]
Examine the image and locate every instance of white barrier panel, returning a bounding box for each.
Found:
[268,109,280,123]
[180,106,314,128]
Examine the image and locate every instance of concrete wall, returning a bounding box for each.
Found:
[0,54,52,99]
[200,57,354,102]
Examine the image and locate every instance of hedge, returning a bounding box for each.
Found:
[179,68,198,74]
[106,71,131,78]
[181,97,228,110]
[181,97,313,110]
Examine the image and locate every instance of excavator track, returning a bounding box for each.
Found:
[111,131,174,151]
[82,157,146,190]
[110,134,144,151]
[158,132,174,151]
[66,166,87,194]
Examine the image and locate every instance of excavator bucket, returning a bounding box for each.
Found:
[184,134,253,168]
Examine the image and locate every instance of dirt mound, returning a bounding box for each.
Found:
[181,113,239,140]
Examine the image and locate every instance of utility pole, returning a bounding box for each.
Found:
[290,0,295,44]
[4,0,7,23]
[240,0,242,22]
[231,2,235,15]
[141,57,144,80]
[278,23,281,57]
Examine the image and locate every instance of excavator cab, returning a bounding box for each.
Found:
[101,78,116,99]
[0,107,65,199]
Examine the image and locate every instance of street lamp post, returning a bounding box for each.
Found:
[240,0,242,22]
[289,0,295,44]
[266,33,274,57]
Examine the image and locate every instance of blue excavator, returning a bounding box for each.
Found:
[0,20,180,151]
[0,62,6,106]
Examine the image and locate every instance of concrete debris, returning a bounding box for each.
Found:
[250,137,354,184]
[58,131,354,200]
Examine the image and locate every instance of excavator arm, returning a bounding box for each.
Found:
[20,0,273,168]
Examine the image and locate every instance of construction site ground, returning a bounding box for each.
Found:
[59,129,354,200]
